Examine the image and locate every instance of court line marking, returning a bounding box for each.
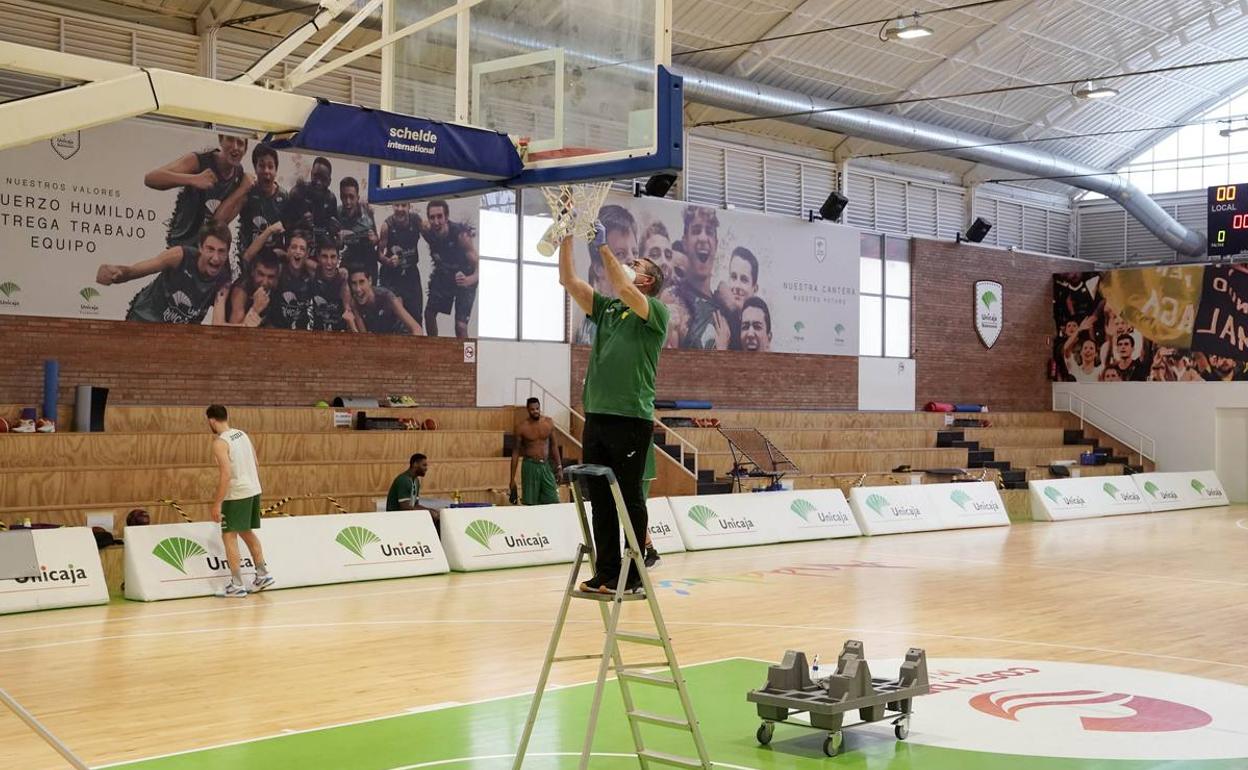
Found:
[386,753,761,770]
[94,657,744,769]
[0,540,838,637]
[1235,518,1248,531]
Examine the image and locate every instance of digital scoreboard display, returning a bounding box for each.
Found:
[1208,184,1248,256]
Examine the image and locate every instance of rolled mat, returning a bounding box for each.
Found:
[673,400,713,410]
[43,360,59,423]
[953,403,986,413]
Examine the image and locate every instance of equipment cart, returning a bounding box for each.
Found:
[747,641,929,757]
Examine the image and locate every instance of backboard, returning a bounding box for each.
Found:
[369,0,679,202]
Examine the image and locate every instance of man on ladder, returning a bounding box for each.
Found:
[559,225,668,595]
[510,224,710,770]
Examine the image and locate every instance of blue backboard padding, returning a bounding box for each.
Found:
[367,66,684,203]
[271,101,523,181]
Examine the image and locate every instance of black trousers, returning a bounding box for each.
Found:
[580,413,653,581]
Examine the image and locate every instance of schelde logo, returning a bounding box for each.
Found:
[464,519,549,551]
[970,689,1212,733]
[152,536,207,574]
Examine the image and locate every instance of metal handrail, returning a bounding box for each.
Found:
[653,420,699,478]
[1052,390,1156,466]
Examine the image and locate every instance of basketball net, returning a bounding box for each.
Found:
[535,181,613,257]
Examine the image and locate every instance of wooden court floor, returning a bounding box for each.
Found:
[3,507,1248,769]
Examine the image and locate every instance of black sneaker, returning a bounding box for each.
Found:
[579,573,612,593]
[644,546,660,569]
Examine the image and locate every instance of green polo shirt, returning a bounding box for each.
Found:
[582,292,668,421]
[386,472,421,511]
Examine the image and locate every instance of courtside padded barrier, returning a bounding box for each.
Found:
[1029,477,1150,521]
[123,511,447,601]
[440,503,581,572]
[849,482,1010,536]
[669,489,861,551]
[645,497,686,555]
[1029,470,1228,521]
[1132,471,1228,512]
[0,527,108,614]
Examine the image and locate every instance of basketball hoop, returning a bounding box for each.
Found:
[535,181,613,257]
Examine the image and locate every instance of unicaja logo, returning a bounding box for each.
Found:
[688,505,718,530]
[152,536,207,574]
[0,281,20,306]
[79,287,99,302]
[865,493,890,515]
[1191,479,1223,498]
[980,289,998,308]
[335,526,380,558]
[1103,482,1141,502]
[465,519,505,549]
[970,689,1211,733]
[13,563,89,585]
[791,499,815,521]
[950,490,972,510]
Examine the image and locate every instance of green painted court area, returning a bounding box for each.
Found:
[110,659,1246,770]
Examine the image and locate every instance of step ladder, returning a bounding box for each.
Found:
[512,464,712,770]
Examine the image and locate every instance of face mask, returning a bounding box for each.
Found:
[622,264,637,282]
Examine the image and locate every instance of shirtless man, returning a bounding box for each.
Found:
[509,398,563,505]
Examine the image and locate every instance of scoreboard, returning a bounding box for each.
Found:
[1209,183,1248,256]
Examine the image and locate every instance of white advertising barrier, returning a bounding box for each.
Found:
[765,490,862,543]
[440,503,582,571]
[124,511,448,601]
[0,528,109,615]
[928,482,1012,530]
[669,493,773,550]
[645,498,686,554]
[848,485,945,536]
[1029,477,1149,522]
[1133,471,1229,512]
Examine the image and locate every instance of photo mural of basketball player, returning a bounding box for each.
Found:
[571,195,859,355]
[145,134,248,249]
[422,199,479,339]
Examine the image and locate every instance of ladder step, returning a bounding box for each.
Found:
[619,671,679,689]
[637,750,705,769]
[615,631,664,646]
[571,589,648,602]
[613,661,670,670]
[628,710,693,731]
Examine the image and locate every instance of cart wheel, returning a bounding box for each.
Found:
[894,717,910,740]
[823,731,843,757]
[756,722,774,746]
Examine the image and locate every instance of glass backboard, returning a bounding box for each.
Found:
[370,0,679,201]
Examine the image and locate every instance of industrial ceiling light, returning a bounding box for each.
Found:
[1073,80,1119,100]
[880,13,933,41]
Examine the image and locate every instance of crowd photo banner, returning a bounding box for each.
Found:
[124,511,447,601]
[570,193,860,355]
[0,527,109,615]
[0,120,480,337]
[1052,265,1248,382]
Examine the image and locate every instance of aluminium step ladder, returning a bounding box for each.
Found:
[512,464,712,770]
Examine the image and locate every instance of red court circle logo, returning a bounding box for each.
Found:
[970,689,1213,733]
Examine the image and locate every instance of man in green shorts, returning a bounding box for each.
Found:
[207,405,273,598]
[510,398,563,505]
[559,223,668,595]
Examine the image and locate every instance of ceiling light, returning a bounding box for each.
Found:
[881,14,933,41]
[1219,126,1248,138]
[1073,81,1119,100]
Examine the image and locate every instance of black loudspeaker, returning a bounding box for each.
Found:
[960,217,993,244]
[818,192,849,222]
[642,173,678,198]
[74,385,108,432]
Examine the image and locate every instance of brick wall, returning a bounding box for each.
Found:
[911,238,1091,411]
[571,346,857,410]
[0,316,476,407]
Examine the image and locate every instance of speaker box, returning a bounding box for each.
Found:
[74,385,108,432]
[819,192,849,222]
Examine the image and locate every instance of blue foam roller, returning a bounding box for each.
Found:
[43,359,59,423]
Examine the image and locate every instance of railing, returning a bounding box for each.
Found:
[513,377,698,478]
[513,377,583,451]
[1052,390,1156,466]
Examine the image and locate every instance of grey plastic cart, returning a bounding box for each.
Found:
[747,641,929,757]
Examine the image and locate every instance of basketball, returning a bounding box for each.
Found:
[125,509,150,527]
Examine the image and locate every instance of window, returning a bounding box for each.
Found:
[476,192,519,339]
[859,233,911,358]
[1087,86,1248,198]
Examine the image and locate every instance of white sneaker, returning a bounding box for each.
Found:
[35,418,55,433]
[217,582,248,598]
[11,419,35,434]
[250,574,275,592]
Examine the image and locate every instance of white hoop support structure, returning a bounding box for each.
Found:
[535,182,614,257]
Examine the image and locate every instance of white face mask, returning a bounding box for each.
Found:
[622,264,637,282]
